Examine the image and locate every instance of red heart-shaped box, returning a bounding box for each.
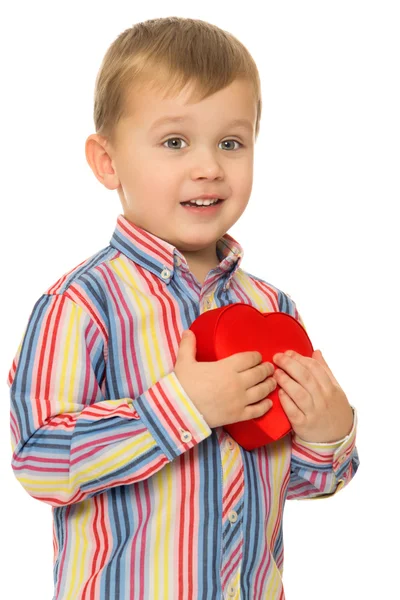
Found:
[189,303,314,450]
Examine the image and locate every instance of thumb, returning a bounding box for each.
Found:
[182,329,195,342]
[180,329,196,352]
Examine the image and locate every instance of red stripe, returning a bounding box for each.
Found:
[139,480,152,600]
[187,450,195,598]
[130,483,143,598]
[87,492,109,600]
[102,263,136,397]
[221,542,242,583]
[222,469,243,519]
[148,373,201,439]
[178,454,186,599]
[12,449,69,462]
[36,295,63,425]
[81,320,94,406]
[252,278,280,311]
[12,463,69,473]
[254,451,272,597]
[292,442,330,464]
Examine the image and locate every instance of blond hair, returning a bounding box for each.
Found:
[93,16,262,146]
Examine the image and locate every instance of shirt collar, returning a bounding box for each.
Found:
[110,214,243,289]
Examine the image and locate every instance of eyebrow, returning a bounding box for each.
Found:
[149,115,254,133]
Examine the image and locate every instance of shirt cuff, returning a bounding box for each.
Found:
[132,371,212,461]
[292,405,358,472]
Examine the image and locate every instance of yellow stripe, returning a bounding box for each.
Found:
[65,500,82,598]
[230,569,241,598]
[164,464,173,595]
[170,373,210,436]
[67,304,81,409]
[268,557,282,598]
[221,442,240,485]
[65,498,91,599]
[235,270,265,306]
[266,441,286,544]
[154,468,163,597]
[59,300,77,412]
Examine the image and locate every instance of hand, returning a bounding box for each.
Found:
[271,349,354,443]
[174,330,277,428]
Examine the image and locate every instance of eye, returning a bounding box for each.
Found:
[220,140,243,151]
[161,137,243,151]
[162,137,188,150]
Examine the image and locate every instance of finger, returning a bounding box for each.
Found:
[273,353,313,389]
[277,388,305,418]
[233,351,262,372]
[276,351,332,390]
[244,362,274,390]
[274,369,311,414]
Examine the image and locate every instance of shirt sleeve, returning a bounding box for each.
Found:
[287,406,360,500]
[283,293,360,500]
[8,293,211,507]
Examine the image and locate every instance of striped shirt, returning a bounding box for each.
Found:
[8,213,359,600]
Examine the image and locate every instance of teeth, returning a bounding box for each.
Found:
[184,198,219,206]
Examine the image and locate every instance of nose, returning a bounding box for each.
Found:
[190,147,224,180]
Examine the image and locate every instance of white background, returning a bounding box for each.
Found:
[1,1,399,598]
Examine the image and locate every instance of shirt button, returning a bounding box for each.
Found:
[227,585,236,596]
[226,438,235,451]
[180,430,192,443]
[161,268,171,279]
[174,256,182,266]
[228,510,238,523]
[338,454,347,464]
[205,297,212,309]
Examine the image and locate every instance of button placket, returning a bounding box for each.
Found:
[220,432,244,594]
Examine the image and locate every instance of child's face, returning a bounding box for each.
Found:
[88,78,256,266]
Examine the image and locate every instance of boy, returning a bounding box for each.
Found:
[8,16,359,600]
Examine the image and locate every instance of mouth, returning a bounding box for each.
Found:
[180,199,225,210]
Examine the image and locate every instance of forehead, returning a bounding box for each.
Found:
[122,78,256,130]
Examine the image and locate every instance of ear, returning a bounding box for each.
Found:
[85,133,120,190]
